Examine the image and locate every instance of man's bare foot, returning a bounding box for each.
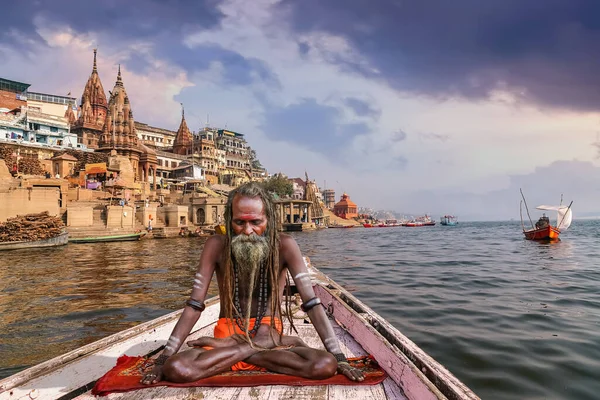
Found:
[186,336,238,348]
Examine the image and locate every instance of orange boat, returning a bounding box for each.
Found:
[523,225,561,240]
[520,190,573,241]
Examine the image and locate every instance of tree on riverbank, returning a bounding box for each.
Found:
[261,173,293,198]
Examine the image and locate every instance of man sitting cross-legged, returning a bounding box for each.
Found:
[141,182,364,384]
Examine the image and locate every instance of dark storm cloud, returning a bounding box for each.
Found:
[260,98,369,157]
[278,0,600,111]
[2,0,224,47]
[2,1,279,88]
[344,97,380,118]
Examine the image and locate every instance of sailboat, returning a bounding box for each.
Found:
[520,190,573,241]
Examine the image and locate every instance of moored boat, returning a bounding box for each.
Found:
[0,260,479,400]
[68,232,146,244]
[0,232,68,251]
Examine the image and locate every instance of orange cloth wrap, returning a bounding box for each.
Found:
[213,317,283,371]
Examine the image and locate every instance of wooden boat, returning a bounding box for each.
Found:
[523,225,561,240]
[363,223,373,228]
[0,232,68,251]
[0,260,479,400]
[68,232,146,244]
[328,224,355,229]
[520,190,573,241]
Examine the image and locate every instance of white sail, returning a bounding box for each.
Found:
[557,208,573,230]
[535,205,563,211]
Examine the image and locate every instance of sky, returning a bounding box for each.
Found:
[2,0,600,220]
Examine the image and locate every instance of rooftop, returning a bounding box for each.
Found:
[0,78,31,94]
[26,91,76,106]
[135,121,177,136]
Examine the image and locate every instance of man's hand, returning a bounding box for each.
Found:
[140,364,164,385]
[337,362,364,382]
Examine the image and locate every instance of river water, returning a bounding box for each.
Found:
[1,221,599,399]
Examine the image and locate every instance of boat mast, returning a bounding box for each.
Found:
[519,188,535,230]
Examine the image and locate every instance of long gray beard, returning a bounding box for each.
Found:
[231,234,269,329]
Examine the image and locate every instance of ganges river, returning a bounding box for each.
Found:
[1,221,599,400]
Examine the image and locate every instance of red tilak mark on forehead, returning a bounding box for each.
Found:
[235,213,264,220]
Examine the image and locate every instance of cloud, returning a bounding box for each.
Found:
[260,98,370,158]
[2,0,224,50]
[344,97,380,118]
[278,0,600,112]
[158,41,281,88]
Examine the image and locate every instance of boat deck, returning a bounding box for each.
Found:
[74,318,406,400]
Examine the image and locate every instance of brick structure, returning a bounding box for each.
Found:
[333,193,358,219]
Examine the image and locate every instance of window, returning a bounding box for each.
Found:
[171,161,176,168]
[50,127,58,133]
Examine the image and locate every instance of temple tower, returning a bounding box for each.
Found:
[72,49,108,148]
[172,106,193,155]
[98,65,143,176]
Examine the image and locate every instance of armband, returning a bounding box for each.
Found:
[185,298,206,312]
[300,296,322,312]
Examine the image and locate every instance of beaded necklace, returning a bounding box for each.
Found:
[233,261,269,336]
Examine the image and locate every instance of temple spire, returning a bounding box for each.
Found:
[116,64,123,87]
[93,48,98,73]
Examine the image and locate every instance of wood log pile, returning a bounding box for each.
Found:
[0,144,44,175]
[0,145,15,168]
[17,158,44,175]
[0,211,65,242]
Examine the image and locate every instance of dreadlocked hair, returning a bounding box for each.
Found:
[219,182,297,346]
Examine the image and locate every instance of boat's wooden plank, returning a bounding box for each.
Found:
[381,377,408,400]
[267,385,328,400]
[332,325,367,358]
[97,386,242,400]
[236,385,273,399]
[328,383,388,400]
[0,300,221,400]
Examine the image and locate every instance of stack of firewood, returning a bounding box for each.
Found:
[0,145,15,168]
[0,211,65,242]
[0,144,44,175]
[17,158,44,175]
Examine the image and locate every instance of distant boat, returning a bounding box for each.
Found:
[405,215,436,227]
[69,232,146,244]
[520,190,573,241]
[0,232,68,251]
[440,215,458,226]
